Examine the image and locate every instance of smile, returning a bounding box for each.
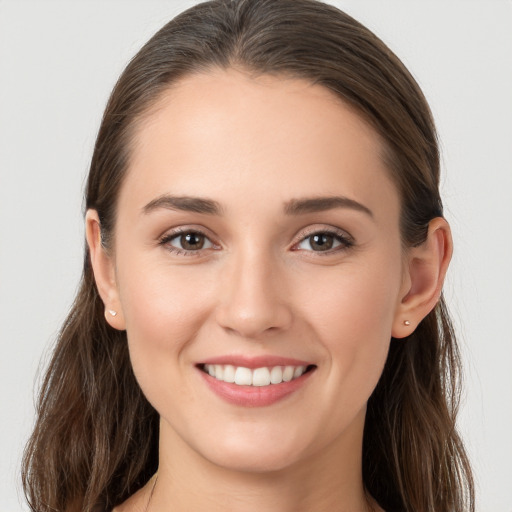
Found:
[198,360,317,407]
[202,364,311,386]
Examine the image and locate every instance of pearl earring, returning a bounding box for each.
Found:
[403,320,411,326]
[108,310,117,317]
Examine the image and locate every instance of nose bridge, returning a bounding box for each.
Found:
[216,241,292,338]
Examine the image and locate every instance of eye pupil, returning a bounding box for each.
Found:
[310,233,333,251]
[181,232,204,250]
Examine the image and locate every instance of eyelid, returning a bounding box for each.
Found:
[293,224,354,243]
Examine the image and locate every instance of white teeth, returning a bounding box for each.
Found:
[270,366,283,384]
[293,366,306,378]
[282,366,295,382]
[203,364,310,386]
[234,367,252,385]
[252,367,271,386]
[223,364,235,383]
[214,364,224,380]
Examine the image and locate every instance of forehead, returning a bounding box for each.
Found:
[121,68,399,223]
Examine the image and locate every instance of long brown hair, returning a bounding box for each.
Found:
[22,1,474,511]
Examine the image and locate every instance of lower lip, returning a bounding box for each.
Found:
[198,367,315,407]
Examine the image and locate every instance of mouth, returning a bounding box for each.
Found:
[196,358,317,407]
[199,363,316,386]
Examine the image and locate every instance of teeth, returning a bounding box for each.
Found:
[293,366,305,378]
[270,366,282,384]
[234,367,252,385]
[203,364,309,386]
[252,367,270,386]
[214,364,224,380]
[282,366,294,382]
[223,364,235,383]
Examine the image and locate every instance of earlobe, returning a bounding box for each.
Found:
[392,217,453,338]
[85,209,126,330]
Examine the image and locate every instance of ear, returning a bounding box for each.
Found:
[392,217,453,338]
[85,209,126,330]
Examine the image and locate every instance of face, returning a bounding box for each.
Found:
[105,69,409,473]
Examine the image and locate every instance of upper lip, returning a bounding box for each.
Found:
[198,355,314,369]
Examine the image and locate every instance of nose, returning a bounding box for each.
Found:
[215,247,293,339]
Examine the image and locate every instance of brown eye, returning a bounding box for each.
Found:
[162,230,214,253]
[296,231,352,253]
[309,233,334,251]
[180,232,205,250]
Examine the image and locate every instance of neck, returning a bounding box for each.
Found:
[149,412,378,512]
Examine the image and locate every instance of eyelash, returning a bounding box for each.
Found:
[158,226,354,257]
[292,227,354,256]
[158,228,217,257]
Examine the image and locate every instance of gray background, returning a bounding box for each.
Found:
[1,1,511,510]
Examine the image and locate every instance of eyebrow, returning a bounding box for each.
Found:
[142,194,373,218]
[284,196,374,218]
[142,195,223,215]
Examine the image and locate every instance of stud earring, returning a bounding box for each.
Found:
[403,320,411,326]
[108,310,117,317]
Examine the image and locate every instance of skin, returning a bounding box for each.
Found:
[87,68,452,512]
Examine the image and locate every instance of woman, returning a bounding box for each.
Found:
[22,0,474,511]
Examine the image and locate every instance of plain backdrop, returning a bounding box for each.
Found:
[1,1,511,510]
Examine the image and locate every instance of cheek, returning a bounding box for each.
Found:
[301,256,400,333]
[115,255,215,391]
[296,256,402,393]
[118,249,215,332]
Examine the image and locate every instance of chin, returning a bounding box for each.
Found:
[207,445,305,474]
[191,424,318,474]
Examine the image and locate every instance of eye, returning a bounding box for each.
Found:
[295,230,353,253]
[160,230,215,254]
